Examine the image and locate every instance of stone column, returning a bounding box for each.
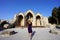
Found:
[32,15,36,26]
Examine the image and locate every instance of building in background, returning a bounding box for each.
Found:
[9,10,49,27]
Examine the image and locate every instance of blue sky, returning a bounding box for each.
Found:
[0,0,60,20]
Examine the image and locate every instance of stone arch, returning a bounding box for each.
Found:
[36,13,41,26]
[25,10,34,26]
[16,13,24,27]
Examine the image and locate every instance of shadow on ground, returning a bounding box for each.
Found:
[30,31,36,40]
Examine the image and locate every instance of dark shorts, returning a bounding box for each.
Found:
[28,27,32,33]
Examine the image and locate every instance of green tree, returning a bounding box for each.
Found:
[57,6,60,24]
[48,6,60,24]
[0,19,1,22]
[48,16,52,24]
[48,16,57,24]
[52,7,58,24]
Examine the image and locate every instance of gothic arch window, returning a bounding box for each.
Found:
[17,15,24,26]
[25,12,33,26]
[36,15,41,26]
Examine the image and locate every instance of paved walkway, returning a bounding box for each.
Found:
[0,28,60,40]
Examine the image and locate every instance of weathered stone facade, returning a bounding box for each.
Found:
[12,10,48,27]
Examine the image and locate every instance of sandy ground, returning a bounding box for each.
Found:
[0,28,60,40]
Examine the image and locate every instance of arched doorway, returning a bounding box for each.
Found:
[36,16,41,26]
[17,15,23,26]
[25,12,33,26]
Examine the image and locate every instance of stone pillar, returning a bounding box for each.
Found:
[40,18,43,26]
[22,17,24,26]
[32,15,36,26]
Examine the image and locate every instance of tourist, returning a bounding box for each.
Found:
[27,19,32,40]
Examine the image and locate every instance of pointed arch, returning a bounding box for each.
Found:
[36,13,41,26]
[25,10,34,26]
[25,10,34,16]
[16,13,24,27]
